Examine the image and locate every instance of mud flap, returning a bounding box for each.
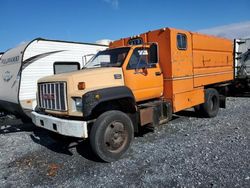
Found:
[219,95,226,108]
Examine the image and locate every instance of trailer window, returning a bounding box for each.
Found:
[53,62,80,74]
[177,33,187,50]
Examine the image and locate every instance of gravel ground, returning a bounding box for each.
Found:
[0,97,249,187]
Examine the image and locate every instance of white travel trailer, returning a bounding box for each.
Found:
[0,38,107,118]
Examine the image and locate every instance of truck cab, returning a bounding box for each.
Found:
[32,43,167,162]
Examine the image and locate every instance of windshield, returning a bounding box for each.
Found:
[84,47,130,68]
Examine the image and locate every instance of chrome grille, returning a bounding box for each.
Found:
[38,82,67,111]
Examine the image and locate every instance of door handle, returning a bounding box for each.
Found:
[155,72,162,76]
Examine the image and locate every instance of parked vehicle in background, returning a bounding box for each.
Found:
[0,38,107,119]
[31,27,234,162]
[231,38,250,96]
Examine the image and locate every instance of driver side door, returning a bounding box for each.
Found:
[123,47,163,102]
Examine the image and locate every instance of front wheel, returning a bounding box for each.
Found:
[90,110,134,162]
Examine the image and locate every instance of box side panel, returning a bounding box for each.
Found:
[173,88,204,112]
[192,33,233,87]
[164,28,197,111]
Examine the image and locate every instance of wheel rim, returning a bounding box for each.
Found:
[104,121,128,153]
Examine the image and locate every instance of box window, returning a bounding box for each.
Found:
[177,33,187,50]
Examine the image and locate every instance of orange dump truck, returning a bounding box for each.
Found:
[31,27,233,162]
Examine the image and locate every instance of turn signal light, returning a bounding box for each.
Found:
[78,82,85,90]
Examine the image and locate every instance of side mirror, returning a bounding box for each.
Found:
[149,43,158,64]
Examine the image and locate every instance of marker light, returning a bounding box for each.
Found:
[78,82,85,90]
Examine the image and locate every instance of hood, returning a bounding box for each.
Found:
[38,67,125,93]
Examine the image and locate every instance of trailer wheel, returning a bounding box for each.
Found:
[195,88,220,118]
[90,110,134,162]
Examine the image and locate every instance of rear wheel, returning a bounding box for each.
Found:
[195,88,219,118]
[90,110,134,162]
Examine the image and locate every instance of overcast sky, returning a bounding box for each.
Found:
[0,0,250,51]
[198,21,250,39]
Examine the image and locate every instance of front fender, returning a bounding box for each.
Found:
[82,86,135,118]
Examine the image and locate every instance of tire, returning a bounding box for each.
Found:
[90,110,134,162]
[195,88,220,118]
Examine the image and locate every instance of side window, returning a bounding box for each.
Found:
[127,48,156,69]
[53,62,80,74]
[177,33,187,50]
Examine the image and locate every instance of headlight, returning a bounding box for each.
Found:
[72,97,82,112]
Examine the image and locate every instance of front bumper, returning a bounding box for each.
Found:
[31,112,88,138]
